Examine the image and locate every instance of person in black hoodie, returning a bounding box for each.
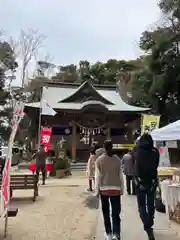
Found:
[134,133,159,240]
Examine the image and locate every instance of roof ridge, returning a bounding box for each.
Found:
[58,80,114,105]
[43,80,117,89]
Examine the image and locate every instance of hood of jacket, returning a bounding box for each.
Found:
[137,134,153,151]
[95,148,105,158]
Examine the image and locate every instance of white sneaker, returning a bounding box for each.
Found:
[112,235,120,240]
[106,235,112,240]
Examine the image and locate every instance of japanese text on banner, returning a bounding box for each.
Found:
[40,127,52,152]
[141,114,161,135]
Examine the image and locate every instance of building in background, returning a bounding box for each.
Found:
[25,80,149,162]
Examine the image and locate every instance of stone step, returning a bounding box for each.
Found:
[71,164,86,171]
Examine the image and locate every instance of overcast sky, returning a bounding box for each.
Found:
[0,0,161,85]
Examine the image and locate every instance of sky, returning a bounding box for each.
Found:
[0,0,161,85]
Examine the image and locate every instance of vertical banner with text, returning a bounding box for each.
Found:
[40,127,52,152]
[0,103,24,218]
[141,114,161,135]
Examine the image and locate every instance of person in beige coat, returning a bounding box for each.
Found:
[95,140,124,240]
[86,147,97,191]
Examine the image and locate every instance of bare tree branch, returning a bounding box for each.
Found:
[18,28,45,87]
[44,53,53,63]
[8,36,20,59]
[34,53,54,78]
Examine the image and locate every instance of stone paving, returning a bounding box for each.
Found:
[96,194,180,239]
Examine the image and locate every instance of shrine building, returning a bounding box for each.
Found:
[25,81,149,162]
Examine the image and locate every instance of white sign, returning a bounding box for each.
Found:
[166,141,177,148]
[159,146,171,167]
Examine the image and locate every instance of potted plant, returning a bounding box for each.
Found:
[54,158,67,178]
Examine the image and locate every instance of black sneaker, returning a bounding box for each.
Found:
[146,228,155,240]
[149,235,155,240]
[87,188,93,192]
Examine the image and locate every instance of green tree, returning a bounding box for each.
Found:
[0,39,18,142]
[52,64,79,83]
[130,0,180,125]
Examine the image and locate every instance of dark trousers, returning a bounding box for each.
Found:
[88,178,95,191]
[136,188,155,231]
[100,194,121,237]
[126,175,136,195]
[36,164,46,184]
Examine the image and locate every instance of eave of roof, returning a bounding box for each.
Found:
[25,101,150,112]
[43,80,117,90]
[25,81,150,113]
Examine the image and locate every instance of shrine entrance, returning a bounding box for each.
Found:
[71,102,109,161]
[25,80,149,162]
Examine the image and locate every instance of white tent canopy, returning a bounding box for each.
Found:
[151,120,180,141]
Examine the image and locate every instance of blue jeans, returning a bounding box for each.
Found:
[136,188,155,231]
[100,194,121,236]
[36,163,46,183]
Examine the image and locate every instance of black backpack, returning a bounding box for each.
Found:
[135,147,159,181]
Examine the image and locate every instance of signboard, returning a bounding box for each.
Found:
[40,127,52,152]
[166,141,177,149]
[158,146,171,167]
[141,114,160,135]
[113,144,135,149]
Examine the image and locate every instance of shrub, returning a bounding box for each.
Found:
[54,158,67,170]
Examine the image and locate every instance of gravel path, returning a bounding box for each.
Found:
[0,176,97,240]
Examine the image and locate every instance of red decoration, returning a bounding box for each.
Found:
[1,159,10,210]
[29,161,53,173]
[159,147,164,153]
[40,127,52,152]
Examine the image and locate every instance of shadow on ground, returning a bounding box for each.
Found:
[81,192,99,209]
[0,233,13,240]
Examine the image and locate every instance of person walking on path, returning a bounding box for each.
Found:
[122,150,136,195]
[134,133,159,240]
[95,140,124,240]
[33,144,47,185]
[86,143,101,191]
[86,147,97,191]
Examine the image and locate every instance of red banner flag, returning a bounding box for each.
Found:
[1,159,10,211]
[1,103,24,218]
[40,127,52,152]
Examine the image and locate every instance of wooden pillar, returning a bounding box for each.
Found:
[106,124,111,140]
[127,124,133,143]
[72,122,76,162]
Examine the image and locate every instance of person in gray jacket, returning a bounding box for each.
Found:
[122,150,136,195]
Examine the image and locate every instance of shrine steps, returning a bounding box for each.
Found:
[70,163,86,171]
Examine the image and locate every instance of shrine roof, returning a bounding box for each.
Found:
[25,81,150,112]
